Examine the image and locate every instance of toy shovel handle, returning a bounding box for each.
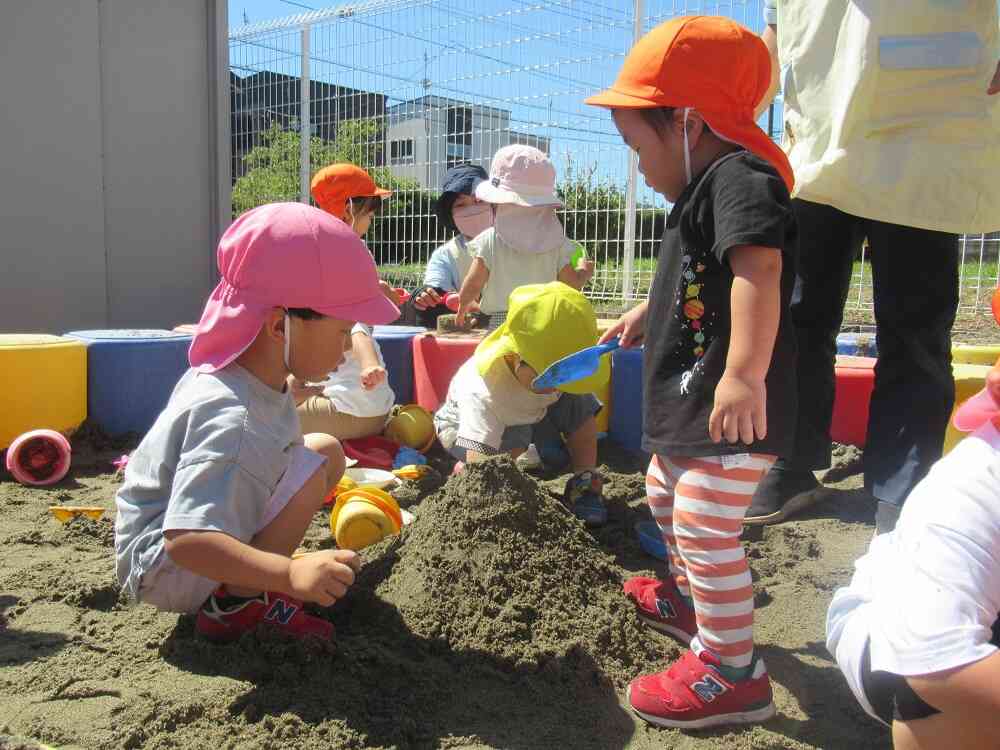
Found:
[592,338,621,357]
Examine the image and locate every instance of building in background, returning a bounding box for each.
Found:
[231,71,386,181]
[385,95,550,189]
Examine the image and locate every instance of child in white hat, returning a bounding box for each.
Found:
[454,145,594,329]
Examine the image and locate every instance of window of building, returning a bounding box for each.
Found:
[447,106,473,146]
[390,138,414,163]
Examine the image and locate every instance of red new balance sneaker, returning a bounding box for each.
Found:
[195,587,334,643]
[629,649,776,729]
[624,576,697,644]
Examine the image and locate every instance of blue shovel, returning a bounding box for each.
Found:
[531,337,621,391]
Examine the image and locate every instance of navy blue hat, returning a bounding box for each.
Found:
[435,163,488,232]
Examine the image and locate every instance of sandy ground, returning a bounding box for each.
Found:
[0,432,888,750]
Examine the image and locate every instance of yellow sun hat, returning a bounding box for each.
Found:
[473,282,609,395]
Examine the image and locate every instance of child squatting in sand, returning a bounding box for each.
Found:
[114,202,399,643]
[434,282,610,526]
[589,16,799,728]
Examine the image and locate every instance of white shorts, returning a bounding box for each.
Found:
[137,445,326,614]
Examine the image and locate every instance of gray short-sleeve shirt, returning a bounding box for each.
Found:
[114,364,303,598]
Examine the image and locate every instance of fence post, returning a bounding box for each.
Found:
[621,0,644,305]
[299,24,311,204]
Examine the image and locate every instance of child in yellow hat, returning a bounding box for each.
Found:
[434,282,609,525]
[586,15,798,730]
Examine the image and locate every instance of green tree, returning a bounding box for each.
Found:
[232,119,421,215]
[231,118,438,264]
[556,158,666,266]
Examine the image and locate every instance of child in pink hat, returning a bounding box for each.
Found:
[455,145,594,329]
[114,202,398,644]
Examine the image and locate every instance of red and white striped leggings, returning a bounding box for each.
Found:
[646,453,775,668]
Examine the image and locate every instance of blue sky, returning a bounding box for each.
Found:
[227,1,780,200]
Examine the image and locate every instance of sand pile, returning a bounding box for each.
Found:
[362,456,660,685]
[0,438,890,749]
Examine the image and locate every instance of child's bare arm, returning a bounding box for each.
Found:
[352,329,386,390]
[709,245,782,444]
[457,257,489,325]
[164,529,359,606]
[901,652,1000,744]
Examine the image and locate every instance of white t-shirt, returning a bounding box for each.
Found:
[827,419,1000,678]
[320,323,395,418]
[433,357,560,454]
[470,228,575,315]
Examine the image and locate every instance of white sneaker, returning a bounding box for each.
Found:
[516,443,543,471]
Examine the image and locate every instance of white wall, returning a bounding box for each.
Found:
[0,1,229,334]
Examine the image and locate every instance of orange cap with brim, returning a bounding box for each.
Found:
[585,15,793,194]
[310,163,393,217]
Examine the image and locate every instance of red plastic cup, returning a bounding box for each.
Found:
[445,293,460,312]
[393,288,411,305]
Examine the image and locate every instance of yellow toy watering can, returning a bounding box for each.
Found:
[329,486,403,551]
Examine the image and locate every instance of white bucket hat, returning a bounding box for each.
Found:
[475,145,563,208]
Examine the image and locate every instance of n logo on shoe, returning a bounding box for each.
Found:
[264,599,298,625]
[656,598,677,619]
[691,674,727,703]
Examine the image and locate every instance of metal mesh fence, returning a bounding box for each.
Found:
[229,0,998,324]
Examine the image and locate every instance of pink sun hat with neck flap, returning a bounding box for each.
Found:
[189,202,399,373]
[475,145,563,208]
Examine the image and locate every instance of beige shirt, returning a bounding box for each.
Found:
[777,1,1000,233]
[470,228,575,315]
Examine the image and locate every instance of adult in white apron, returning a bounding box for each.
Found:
[747,1,1000,533]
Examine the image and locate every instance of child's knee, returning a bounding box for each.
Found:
[304,433,346,491]
[571,414,597,436]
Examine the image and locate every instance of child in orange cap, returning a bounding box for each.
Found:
[588,16,798,728]
[310,163,393,238]
[298,164,401,440]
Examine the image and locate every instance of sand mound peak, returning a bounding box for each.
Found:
[364,456,658,686]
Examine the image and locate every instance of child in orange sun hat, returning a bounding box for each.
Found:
[588,15,797,729]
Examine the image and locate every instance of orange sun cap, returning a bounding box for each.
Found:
[585,15,793,194]
[310,163,393,217]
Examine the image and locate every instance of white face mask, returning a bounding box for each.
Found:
[683,107,693,186]
[283,311,292,371]
[452,202,493,239]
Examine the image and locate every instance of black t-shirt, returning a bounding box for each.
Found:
[642,150,798,458]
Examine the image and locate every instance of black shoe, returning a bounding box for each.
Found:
[745,467,821,526]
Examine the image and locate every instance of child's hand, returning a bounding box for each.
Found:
[288,375,324,405]
[414,287,442,311]
[709,372,767,444]
[378,279,402,305]
[360,366,387,390]
[455,300,480,327]
[599,301,647,348]
[287,549,362,606]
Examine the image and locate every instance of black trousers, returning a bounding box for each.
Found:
[786,200,959,507]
